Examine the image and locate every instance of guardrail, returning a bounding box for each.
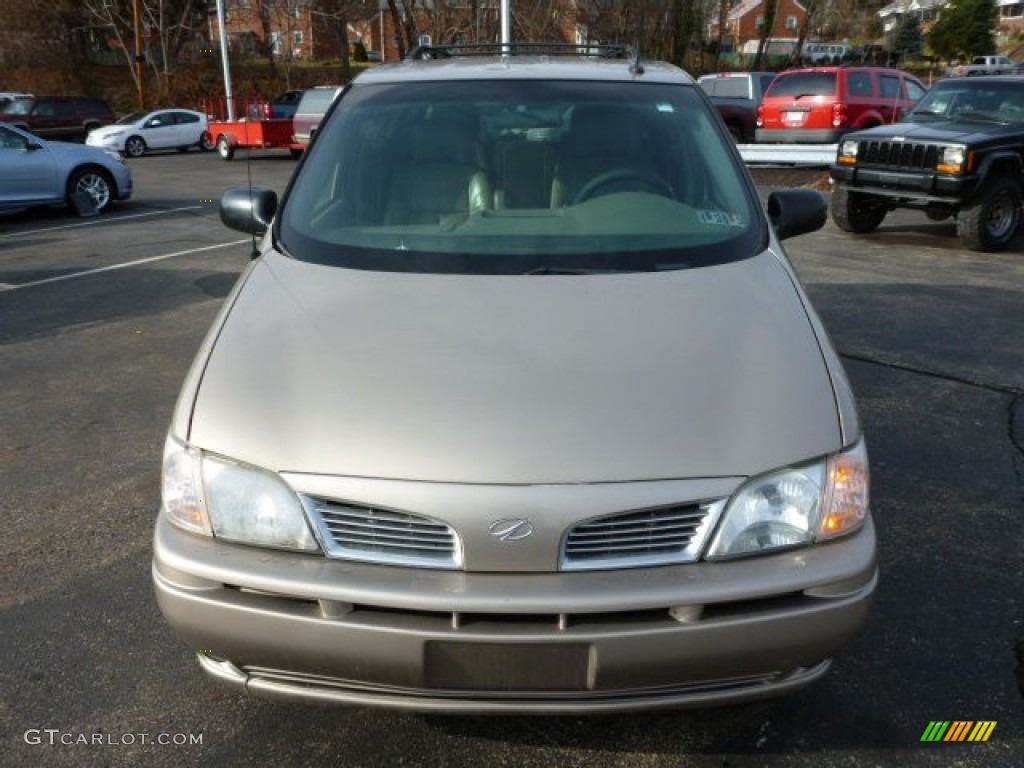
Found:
[738,143,837,166]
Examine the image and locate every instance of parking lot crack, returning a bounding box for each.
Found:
[1010,394,1024,462]
[843,353,1024,493]
[840,352,1023,398]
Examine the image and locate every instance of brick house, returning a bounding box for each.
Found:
[210,1,318,60]
[708,0,810,52]
[879,0,1024,38]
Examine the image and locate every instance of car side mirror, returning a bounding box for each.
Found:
[219,186,278,236]
[767,188,827,240]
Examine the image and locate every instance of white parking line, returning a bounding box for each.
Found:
[0,239,250,293]
[0,206,205,239]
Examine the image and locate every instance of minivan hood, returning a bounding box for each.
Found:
[188,250,841,484]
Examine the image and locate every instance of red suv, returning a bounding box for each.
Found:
[756,66,927,143]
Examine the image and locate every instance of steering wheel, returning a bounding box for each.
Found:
[572,168,673,205]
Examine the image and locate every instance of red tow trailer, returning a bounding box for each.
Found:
[204,96,304,161]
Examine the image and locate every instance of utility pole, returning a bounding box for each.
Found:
[501,0,510,50]
[133,0,145,109]
[215,0,236,120]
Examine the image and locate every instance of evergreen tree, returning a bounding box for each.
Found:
[890,12,923,62]
[929,0,997,61]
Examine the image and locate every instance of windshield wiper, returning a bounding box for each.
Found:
[954,113,1009,125]
[523,266,637,275]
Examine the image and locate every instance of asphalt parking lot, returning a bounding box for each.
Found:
[1,150,1022,767]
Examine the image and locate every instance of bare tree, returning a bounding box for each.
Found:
[311,0,361,80]
[386,0,409,57]
[753,0,779,70]
[511,0,573,42]
[78,0,206,104]
[0,0,80,68]
[789,0,821,67]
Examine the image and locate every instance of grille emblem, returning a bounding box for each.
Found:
[488,518,534,542]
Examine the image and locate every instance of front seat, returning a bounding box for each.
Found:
[551,105,664,207]
[386,112,492,225]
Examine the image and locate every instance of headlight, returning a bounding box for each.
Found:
[937,145,967,173]
[706,439,869,560]
[102,149,126,164]
[161,435,319,551]
[162,435,209,535]
[837,139,859,165]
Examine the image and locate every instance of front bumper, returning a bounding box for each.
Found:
[86,136,119,149]
[153,515,877,713]
[830,164,978,205]
[115,168,133,201]
[756,127,846,144]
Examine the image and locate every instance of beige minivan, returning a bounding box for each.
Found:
[153,44,875,714]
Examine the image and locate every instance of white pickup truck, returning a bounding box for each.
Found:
[947,55,1018,76]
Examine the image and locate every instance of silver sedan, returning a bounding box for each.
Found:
[0,122,132,214]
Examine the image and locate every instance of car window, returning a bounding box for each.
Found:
[118,112,147,125]
[298,89,342,113]
[1,99,32,115]
[879,74,901,99]
[699,76,749,99]
[905,79,927,102]
[846,71,874,97]
[278,80,763,275]
[175,112,199,124]
[766,72,836,98]
[0,124,28,149]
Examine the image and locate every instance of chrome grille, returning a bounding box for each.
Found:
[859,139,939,170]
[304,497,461,569]
[561,500,723,571]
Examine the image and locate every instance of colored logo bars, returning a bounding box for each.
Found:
[920,721,997,742]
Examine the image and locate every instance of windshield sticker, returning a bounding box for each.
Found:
[697,209,744,227]
[656,103,674,113]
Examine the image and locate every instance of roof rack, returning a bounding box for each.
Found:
[405,42,634,61]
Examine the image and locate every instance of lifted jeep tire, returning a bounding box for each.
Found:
[957,177,1022,252]
[831,188,887,233]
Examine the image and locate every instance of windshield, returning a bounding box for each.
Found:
[908,80,1024,123]
[278,79,764,274]
[117,112,148,125]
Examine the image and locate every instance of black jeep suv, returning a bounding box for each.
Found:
[830,75,1024,252]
